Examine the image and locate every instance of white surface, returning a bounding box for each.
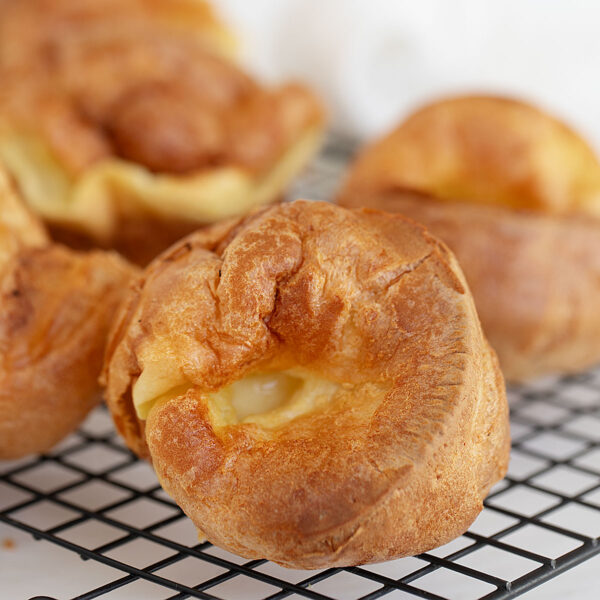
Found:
[1,522,123,600]
[2,520,600,599]
[215,0,600,150]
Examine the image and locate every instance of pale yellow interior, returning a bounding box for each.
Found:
[0,167,48,273]
[133,367,340,428]
[208,371,340,428]
[0,126,323,241]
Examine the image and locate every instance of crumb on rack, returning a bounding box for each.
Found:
[2,537,15,550]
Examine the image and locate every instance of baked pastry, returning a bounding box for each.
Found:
[0,0,236,66]
[104,200,509,568]
[0,166,135,459]
[338,95,600,381]
[0,0,324,264]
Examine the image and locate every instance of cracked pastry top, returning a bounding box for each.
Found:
[338,95,600,380]
[0,0,324,263]
[103,200,509,568]
[0,164,136,459]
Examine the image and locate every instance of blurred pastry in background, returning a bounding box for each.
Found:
[338,95,600,381]
[103,200,509,568]
[0,0,237,65]
[0,0,324,264]
[0,166,135,459]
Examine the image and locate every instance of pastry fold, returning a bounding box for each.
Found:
[104,200,509,568]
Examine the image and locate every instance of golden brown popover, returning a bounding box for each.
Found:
[104,200,509,568]
[0,166,135,459]
[339,96,600,381]
[0,0,236,65]
[0,0,324,264]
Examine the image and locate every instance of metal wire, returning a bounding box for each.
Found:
[1,137,599,600]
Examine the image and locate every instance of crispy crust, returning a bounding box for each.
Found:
[0,0,324,263]
[338,96,600,380]
[0,167,136,458]
[104,200,509,567]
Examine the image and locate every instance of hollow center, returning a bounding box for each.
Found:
[224,372,303,421]
[208,370,341,428]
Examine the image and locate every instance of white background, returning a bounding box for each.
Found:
[214,0,600,150]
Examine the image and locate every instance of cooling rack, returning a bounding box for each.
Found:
[1,136,600,600]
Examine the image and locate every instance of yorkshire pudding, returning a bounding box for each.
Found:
[339,95,600,381]
[0,166,135,459]
[0,0,324,264]
[104,200,509,568]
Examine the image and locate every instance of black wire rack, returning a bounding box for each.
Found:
[2,137,600,600]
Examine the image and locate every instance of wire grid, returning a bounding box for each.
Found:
[1,137,600,600]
